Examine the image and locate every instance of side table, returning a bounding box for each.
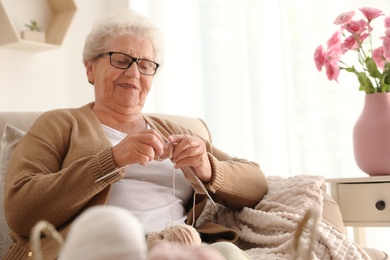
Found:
[326,176,390,247]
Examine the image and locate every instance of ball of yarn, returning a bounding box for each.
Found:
[59,205,147,260]
[147,224,202,250]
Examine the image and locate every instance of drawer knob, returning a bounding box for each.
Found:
[375,200,386,211]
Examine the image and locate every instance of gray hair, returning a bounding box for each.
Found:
[83,9,164,67]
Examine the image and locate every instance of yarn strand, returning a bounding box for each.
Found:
[164,166,177,231]
[30,220,63,260]
[172,167,176,225]
[146,162,202,251]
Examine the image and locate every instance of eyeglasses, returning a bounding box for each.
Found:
[96,52,159,76]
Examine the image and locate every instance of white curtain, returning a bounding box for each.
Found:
[127,0,390,179]
[128,0,390,251]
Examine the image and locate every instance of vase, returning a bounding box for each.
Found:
[353,92,390,176]
[21,30,45,43]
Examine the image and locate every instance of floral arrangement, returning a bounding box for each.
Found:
[314,7,390,94]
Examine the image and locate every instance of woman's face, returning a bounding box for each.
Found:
[85,34,156,115]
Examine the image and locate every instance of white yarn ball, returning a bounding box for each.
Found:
[59,205,147,260]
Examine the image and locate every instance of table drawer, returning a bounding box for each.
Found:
[338,182,390,223]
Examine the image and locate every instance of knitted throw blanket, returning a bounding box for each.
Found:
[197,175,371,260]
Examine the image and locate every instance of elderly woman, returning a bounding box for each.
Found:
[3,9,268,259]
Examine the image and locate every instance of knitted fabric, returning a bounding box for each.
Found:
[197,175,372,260]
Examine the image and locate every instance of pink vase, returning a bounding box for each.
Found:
[353,92,390,176]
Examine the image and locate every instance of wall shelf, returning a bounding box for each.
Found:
[0,0,77,52]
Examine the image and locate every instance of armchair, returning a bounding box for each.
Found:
[0,111,387,259]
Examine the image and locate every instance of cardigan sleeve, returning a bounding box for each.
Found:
[4,107,122,236]
[206,147,268,210]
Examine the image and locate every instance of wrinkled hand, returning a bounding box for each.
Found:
[168,134,212,183]
[112,129,167,166]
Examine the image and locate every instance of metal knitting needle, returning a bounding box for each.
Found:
[189,167,216,206]
[95,165,128,182]
[95,143,172,182]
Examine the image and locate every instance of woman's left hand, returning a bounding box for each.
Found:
[167,134,212,183]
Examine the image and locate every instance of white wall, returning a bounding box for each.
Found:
[0,0,129,112]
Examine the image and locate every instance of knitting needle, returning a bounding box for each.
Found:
[96,143,173,182]
[95,165,128,182]
[191,169,216,206]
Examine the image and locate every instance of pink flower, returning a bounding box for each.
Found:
[385,28,390,37]
[343,19,369,35]
[359,7,384,22]
[341,35,359,52]
[327,45,342,61]
[314,30,343,82]
[385,17,390,29]
[314,45,326,71]
[326,31,342,49]
[383,37,390,60]
[325,59,340,82]
[372,46,386,69]
[334,11,355,25]
[314,44,341,82]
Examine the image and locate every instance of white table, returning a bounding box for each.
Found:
[326,176,390,246]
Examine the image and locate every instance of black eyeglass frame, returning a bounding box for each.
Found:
[96,51,160,76]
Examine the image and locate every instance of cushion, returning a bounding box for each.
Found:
[0,124,26,258]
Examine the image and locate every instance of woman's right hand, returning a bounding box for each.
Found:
[111,129,167,167]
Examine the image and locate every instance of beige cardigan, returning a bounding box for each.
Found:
[4,103,268,259]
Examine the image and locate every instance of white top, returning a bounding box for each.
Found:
[102,124,193,234]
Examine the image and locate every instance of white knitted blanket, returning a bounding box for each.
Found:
[197,175,371,260]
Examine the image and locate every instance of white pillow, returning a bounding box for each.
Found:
[0,124,26,258]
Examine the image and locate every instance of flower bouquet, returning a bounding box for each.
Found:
[314,7,390,94]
